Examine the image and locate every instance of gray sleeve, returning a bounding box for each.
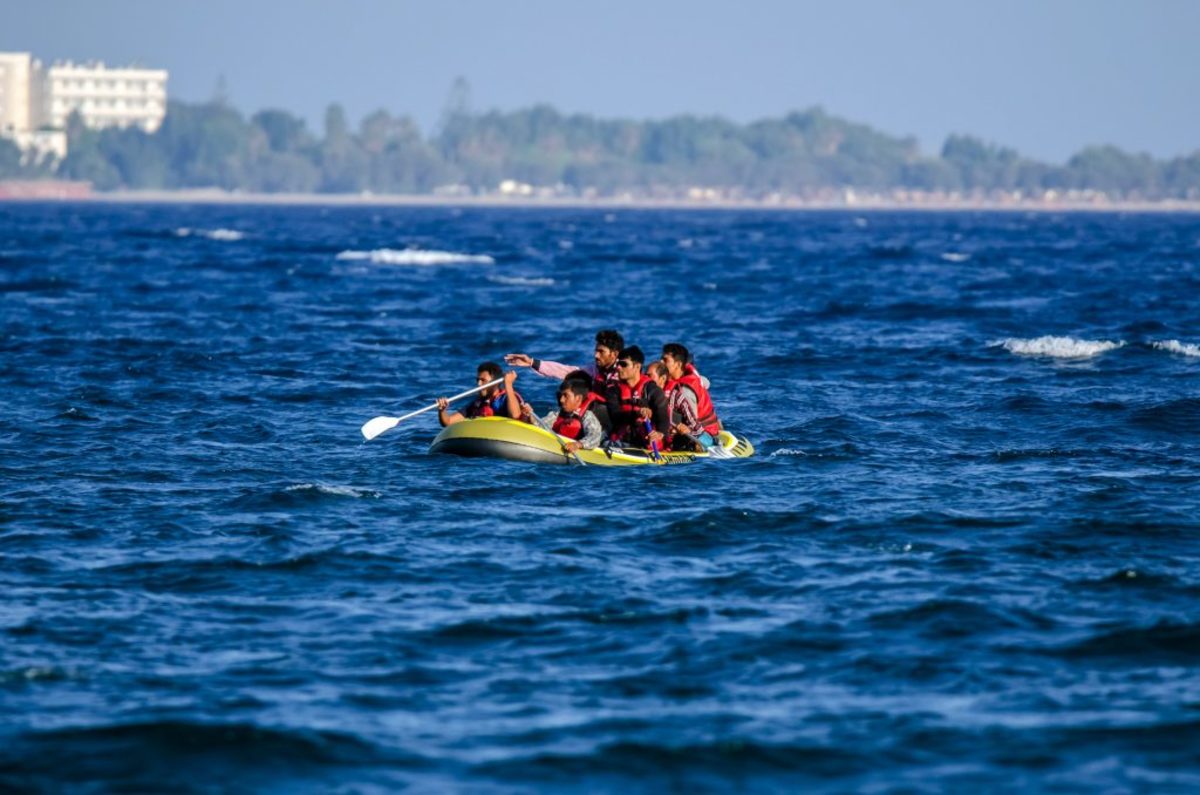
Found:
[578,411,603,449]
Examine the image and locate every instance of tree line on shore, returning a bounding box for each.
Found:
[2,99,1197,199]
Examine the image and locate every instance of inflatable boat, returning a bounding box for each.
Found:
[429,417,754,466]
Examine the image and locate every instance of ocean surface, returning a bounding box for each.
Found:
[2,203,1200,793]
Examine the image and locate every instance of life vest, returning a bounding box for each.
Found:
[669,364,720,436]
[611,375,657,445]
[551,411,584,439]
[463,388,518,419]
[614,374,654,414]
[590,364,618,397]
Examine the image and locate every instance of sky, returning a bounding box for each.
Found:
[3,0,1197,163]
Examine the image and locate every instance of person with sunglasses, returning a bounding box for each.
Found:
[605,346,670,451]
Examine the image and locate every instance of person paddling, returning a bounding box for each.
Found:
[436,363,524,427]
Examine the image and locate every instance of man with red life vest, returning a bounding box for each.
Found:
[503,329,623,433]
[661,343,722,449]
[606,346,670,450]
[520,380,603,454]
[436,363,525,427]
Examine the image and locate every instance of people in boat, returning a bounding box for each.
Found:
[504,329,624,397]
[660,343,722,449]
[606,345,670,450]
[521,380,604,454]
[436,363,524,427]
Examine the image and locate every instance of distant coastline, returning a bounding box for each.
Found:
[83,188,1200,213]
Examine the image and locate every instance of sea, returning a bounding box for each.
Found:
[2,203,1199,793]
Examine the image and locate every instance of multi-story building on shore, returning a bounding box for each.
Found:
[0,50,168,162]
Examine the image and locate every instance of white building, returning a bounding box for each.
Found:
[0,52,34,135]
[38,60,168,133]
[0,50,168,163]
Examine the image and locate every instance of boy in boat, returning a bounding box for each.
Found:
[660,343,722,449]
[606,346,670,450]
[520,380,603,454]
[562,368,613,436]
[436,363,524,427]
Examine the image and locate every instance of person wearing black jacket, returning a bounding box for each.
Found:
[605,346,670,450]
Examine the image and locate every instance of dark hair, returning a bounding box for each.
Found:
[558,380,588,400]
[595,329,624,352]
[646,360,668,379]
[661,343,690,364]
[477,361,503,380]
[618,345,644,366]
[564,369,593,388]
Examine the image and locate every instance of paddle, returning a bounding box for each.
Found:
[527,409,587,466]
[643,418,663,462]
[361,377,503,441]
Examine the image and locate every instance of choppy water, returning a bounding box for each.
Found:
[3,203,1200,792]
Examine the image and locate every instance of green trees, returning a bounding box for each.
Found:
[19,99,1196,199]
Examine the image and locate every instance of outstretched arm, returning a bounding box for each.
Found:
[504,353,582,380]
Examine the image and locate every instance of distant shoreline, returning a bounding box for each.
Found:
[91,189,1200,213]
[3,185,1198,213]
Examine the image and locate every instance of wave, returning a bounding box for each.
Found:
[174,227,246,241]
[281,483,381,499]
[941,252,971,263]
[993,336,1125,359]
[1152,339,1200,358]
[486,275,555,287]
[335,248,494,266]
[1130,397,1200,435]
[1055,619,1200,662]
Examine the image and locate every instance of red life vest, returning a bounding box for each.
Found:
[669,365,720,436]
[464,388,519,419]
[591,364,618,397]
[615,374,654,414]
[611,374,656,445]
[551,411,584,439]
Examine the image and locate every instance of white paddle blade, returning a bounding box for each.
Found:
[361,415,400,441]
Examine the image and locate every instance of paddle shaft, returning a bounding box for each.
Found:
[361,377,504,440]
[396,376,504,424]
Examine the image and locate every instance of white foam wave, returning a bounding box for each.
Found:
[335,248,494,266]
[175,227,246,241]
[1153,339,1200,358]
[994,336,1125,359]
[769,448,810,457]
[941,252,971,263]
[284,483,380,499]
[487,275,556,287]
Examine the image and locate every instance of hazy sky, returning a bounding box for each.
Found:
[4,0,1197,162]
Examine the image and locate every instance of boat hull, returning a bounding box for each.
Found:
[429,417,753,466]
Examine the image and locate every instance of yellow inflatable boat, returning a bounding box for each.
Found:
[429,417,754,466]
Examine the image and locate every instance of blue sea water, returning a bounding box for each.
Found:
[2,203,1200,792]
